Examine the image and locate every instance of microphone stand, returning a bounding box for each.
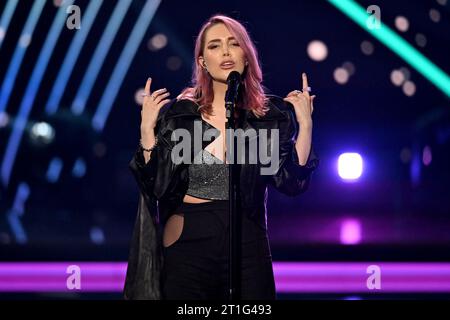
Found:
[225,74,242,301]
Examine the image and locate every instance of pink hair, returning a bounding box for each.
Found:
[177,14,269,118]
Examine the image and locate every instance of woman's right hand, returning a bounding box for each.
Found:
[140,77,171,134]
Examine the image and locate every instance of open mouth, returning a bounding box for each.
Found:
[220,62,235,69]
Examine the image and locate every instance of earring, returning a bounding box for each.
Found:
[245,61,249,66]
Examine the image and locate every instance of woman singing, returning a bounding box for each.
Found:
[123,14,319,300]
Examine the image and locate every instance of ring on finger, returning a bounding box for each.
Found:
[303,86,312,93]
[141,92,150,97]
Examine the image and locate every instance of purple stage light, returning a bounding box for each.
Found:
[0,262,126,292]
[422,145,432,166]
[1,262,450,293]
[338,152,363,181]
[340,219,362,245]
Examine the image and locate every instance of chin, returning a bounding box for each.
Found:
[223,68,244,77]
[212,69,244,83]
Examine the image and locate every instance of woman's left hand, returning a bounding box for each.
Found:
[283,73,316,125]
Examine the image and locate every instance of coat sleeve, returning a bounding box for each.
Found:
[123,101,175,300]
[123,193,163,300]
[128,142,160,223]
[268,101,319,196]
[127,100,175,220]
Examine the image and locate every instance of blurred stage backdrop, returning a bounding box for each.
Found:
[0,0,449,299]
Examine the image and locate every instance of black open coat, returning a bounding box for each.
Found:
[123,95,319,299]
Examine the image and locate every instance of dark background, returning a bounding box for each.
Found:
[0,0,449,299]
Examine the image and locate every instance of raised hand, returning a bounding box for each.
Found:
[140,77,171,134]
[283,73,316,125]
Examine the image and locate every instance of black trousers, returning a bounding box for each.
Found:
[161,200,276,300]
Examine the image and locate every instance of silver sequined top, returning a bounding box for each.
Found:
[185,149,229,200]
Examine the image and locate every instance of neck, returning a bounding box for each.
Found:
[211,79,228,114]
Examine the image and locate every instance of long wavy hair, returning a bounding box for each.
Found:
[177,14,269,118]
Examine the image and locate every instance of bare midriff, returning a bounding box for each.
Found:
[162,195,213,248]
[163,111,225,248]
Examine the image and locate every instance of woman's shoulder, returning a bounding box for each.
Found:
[255,94,295,122]
[265,94,294,114]
[156,98,199,123]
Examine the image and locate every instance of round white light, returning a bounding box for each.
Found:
[307,40,328,62]
[402,81,416,96]
[395,16,409,32]
[390,70,405,86]
[148,33,168,51]
[334,67,350,85]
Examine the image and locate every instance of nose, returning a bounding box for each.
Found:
[222,45,230,56]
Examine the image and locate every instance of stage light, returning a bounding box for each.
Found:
[135,88,146,105]
[343,296,362,300]
[46,157,63,183]
[30,122,55,145]
[342,61,355,76]
[1,0,72,187]
[91,0,160,131]
[148,33,167,51]
[19,34,31,48]
[402,80,416,96]
[429,9,441,23]
[338,152,363,180]
[334,67,350,85]
[53,0,65,7]
[415,33,427,47]
[360,40,374,55]
[395,16,409,32]
[307,40,328,62]
[72,0,134,115]
[0,0,46,114]
[72,157,86,178]
[340,219,362,245]
[399,67,411,80]
[46,0,104,115]
[2,262,450,293]
[0,112,9,128]
[328,0,450,97]
[391,69,405,86]
[6,182,29,244]
[422,146,432,166]
[0,0,19,51]
[90,227,105,245]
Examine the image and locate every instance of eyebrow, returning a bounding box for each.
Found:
[207,37,237,44]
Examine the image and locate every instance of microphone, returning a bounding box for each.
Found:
[225,71,241,109]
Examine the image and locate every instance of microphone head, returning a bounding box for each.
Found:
[227,70,241,83]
